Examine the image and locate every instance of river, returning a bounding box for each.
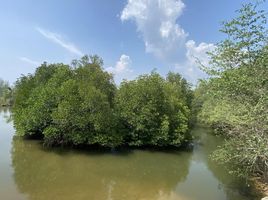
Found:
[0,109,259,200]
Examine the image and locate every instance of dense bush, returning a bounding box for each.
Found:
[13,56,193,148]
[13,56,122,147]
[116,72,191,146]
[195,2,268,183]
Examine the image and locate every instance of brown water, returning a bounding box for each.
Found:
[0,109,258,200]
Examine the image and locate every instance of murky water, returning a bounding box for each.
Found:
[0,109,258,200]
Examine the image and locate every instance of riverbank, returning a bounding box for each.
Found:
[199,123,267,199]
[252,179,268,198]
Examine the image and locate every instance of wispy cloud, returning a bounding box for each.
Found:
[19,57,40,66]
[36,27,83,56]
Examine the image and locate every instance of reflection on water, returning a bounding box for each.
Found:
[174,127,256,200]
[0,109,27,200]
[0,109,259,200]
[0,106,11,121]
[11,138,191,200]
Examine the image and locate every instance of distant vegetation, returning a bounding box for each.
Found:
[193,2,268,185]
[12,56,193,148]
[0,79,12,106]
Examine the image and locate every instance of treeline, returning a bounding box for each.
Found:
[13,56,193,148]
[194,2,268,185]
[0,79,12,106]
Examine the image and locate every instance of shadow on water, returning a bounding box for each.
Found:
[36,139,194,157]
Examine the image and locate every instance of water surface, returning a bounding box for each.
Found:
[0,109,257,200]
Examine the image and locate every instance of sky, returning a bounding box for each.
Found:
[0,0,266,85]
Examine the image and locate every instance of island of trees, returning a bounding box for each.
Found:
[3,0,267,196]
[12,57,193,148]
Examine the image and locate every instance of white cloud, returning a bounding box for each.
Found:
[176,40,215,84]
[106,54,134,83]
[121,0,187,61]
[19,57,40,66]
[107,54,133,74]
[185,40,215,68]
[120,0,216,84]
[36,27,83,56]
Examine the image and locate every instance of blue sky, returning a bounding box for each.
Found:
[0,0,265,85]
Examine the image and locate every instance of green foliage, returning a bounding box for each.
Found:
[204,2,268,75]
[115,72,191,146]
[13,57,122,147]
[212,126,268,180]
[13,56,193,148]
[196,1,268,183]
